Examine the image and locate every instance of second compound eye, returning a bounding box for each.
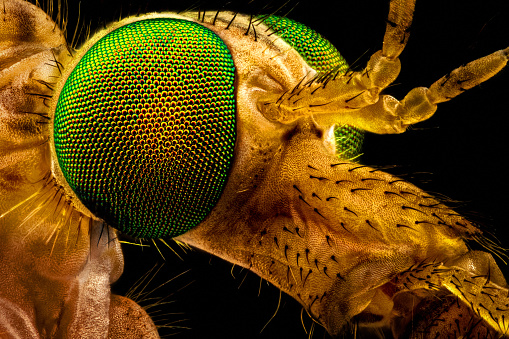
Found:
[260,15,364,160]
[53,18,236,239]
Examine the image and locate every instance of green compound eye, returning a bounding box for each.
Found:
[53,18,236,238]
[261,16,364,160]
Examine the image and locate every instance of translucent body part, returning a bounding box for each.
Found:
[1,0,508,338]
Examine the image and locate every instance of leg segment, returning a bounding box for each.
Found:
[260,0,416,124]
[382,0,416,60]
[260,0,508,135]
[394,292,502,338]
[390,251,509,336]
[349,47,509,134]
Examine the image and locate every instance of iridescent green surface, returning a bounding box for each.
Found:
[261,16,364,159]
[54,18,236,238]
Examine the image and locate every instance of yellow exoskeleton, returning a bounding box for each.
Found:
[1,0,508,337]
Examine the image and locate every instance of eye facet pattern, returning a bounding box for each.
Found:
[54,18,236,238]
[261,15,364,160]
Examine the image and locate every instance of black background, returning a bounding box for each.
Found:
[47,0,509,337]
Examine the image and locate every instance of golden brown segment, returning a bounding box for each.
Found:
[382,0,416,59]
[108,295,159,339]
[355,47,509,132]
[259,0,509,135]
[388,252,509,336]
[395,293,502,338]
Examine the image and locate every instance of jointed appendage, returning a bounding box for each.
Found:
[390,251,509,337]
[261,0,508,134]
[2,0,508,337]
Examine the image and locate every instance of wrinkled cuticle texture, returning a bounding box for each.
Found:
[261,15,364,160]
[54,18,236,238]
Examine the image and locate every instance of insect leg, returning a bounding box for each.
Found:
[348,47,509,134]
[390,251,509,336]
[259,0,416,125]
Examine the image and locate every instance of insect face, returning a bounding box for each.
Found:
[50,11,364,239]
[52,17,236,238]
[1,0,509,338]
